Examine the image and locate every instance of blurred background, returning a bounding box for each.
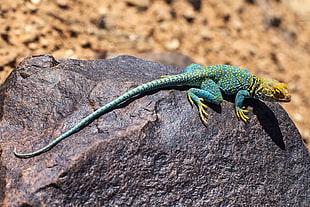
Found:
[0,0,309,149]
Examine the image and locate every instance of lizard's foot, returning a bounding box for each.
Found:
[188,94,209,125]
[236,106,249,122]
[198,99,209,125]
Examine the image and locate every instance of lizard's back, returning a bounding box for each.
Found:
[203,65,253,95]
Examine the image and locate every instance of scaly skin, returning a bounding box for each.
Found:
[14,64,291,158]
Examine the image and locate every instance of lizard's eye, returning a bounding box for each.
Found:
[262,88,273,97]
[275,88,280,93]
[272,83,291,102]
[274,88,282,95]
[273,85,288,98]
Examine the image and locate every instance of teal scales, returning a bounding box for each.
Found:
[14,64,291,158]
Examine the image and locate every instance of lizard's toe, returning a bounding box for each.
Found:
[236,107,250,122]
[187,93,195,106]
[198,98,208,109]
[198,102,209,125]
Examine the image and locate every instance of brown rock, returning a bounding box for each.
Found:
[0,55,309,206]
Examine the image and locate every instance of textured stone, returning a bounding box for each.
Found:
[0,55,309,206]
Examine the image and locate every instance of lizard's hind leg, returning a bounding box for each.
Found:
[187,79,223,125]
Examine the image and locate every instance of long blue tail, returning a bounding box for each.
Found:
[14,72,201,158]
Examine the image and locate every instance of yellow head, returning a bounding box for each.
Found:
[253,78,291,102]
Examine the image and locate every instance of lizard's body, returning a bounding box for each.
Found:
[14,64,291,158]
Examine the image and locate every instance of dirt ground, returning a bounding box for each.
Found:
[0,0,309,149]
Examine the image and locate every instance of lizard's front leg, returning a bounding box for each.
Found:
[235,90,251,122]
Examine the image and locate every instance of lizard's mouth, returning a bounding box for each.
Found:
[276,94,291,102]
[272,82,291,102]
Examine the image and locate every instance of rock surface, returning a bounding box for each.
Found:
[0,55,309,206]
[1,0,310,150]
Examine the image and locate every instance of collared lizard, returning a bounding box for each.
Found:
[14,64,291,158]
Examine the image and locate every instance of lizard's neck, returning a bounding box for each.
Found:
[247,76,262,98]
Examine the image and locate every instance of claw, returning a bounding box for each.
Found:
[198,100,209,125]
[187,93,195,106]
[236,106,250,122]
[198,98,208,109]
[188,95,209,125]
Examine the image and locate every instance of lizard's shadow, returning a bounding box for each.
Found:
[227,95,285,150]
[217,94,285,150]
[249,99,285,150]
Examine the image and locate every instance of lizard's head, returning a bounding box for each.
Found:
[253,78,291,102]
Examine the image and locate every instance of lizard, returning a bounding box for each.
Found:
[13,63,291,158]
